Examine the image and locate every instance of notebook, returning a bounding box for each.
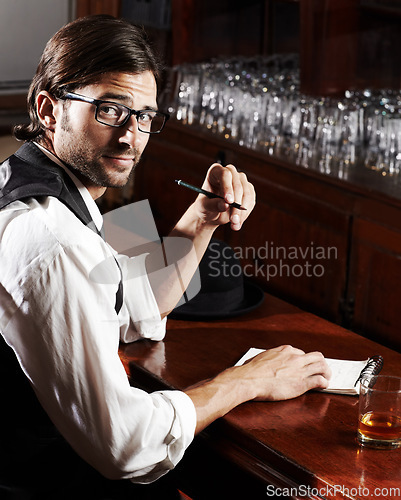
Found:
[235,348,384,395]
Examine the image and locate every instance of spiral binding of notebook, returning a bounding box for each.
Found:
[354,355,384,387]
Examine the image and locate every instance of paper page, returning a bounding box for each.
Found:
[235,347,265,366]
[324,358,368,393]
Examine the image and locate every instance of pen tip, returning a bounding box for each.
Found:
[175,179,181,184]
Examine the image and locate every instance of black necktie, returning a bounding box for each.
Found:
[98,224,124,316]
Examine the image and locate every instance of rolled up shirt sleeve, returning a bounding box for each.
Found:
[129,390,197,483]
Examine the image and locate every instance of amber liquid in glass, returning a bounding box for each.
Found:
[359,411,401,442]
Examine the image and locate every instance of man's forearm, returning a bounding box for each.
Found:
[146,162,255,317]
[145,202,216,318]
[184,366,253,434]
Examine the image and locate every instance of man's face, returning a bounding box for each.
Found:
[51,71,157,191]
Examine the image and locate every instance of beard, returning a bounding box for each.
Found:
[59,143,141,188]
[56,112,141,189]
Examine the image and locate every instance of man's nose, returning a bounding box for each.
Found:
[118,116,147,148]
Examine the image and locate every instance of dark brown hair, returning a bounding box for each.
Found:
[14,15,162,141]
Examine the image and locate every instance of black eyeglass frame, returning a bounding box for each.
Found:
[60,92,170,134]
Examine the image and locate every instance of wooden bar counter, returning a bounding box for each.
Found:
[119,294,401,499]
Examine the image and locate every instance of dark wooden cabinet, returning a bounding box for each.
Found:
[128,120,401,352]
[170,0,401,94]
[227,185,350,324]
[75,0,121,17]
[348,215,401,352]
[131,122,352,324]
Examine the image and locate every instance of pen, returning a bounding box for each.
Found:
[175,180,246,210]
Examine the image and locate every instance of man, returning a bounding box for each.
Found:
[0,15,330,499]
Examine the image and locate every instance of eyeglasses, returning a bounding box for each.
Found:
[60,92,169,133]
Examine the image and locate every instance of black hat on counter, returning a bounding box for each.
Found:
[169,239,264,321]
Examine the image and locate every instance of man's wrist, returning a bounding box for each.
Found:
[172,202,217,240]
[184,366,257,434]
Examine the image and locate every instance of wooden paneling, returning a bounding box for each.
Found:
[171,0,267,65]
[357,2,401,89]
[75,0,121,18]
[228,194,349,323]
[300,0,359,96]
[348,218,401,352]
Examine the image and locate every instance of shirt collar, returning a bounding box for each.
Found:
[33,142,104,232]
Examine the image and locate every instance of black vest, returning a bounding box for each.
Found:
[0,142,99,231]
[0,142,123,313]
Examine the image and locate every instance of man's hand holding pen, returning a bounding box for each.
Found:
[159,162,255,317]
[196,163,256,231]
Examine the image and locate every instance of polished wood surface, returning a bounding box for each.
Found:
[119,293,401,499]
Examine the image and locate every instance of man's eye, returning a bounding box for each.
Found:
[139,112,155,123]
[99,104,121,117]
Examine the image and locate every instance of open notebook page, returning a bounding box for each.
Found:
[235,348,373,395]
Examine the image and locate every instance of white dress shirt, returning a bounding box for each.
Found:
[0,148,196,483]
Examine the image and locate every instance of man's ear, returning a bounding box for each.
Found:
[36,91,61,131]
